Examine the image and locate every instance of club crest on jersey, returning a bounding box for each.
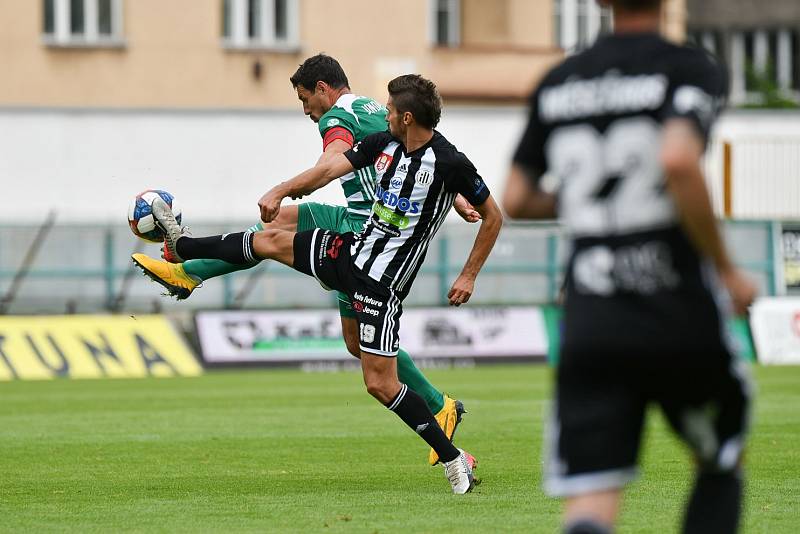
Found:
[415,169,433,185]
[375,153,394,173]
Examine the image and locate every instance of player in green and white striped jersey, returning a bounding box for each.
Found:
[314,93,387,221]
[132,55,479,466]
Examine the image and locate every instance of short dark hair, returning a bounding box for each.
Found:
[608,0,661,11]
[387,74,442,129]
[289,54,350,90]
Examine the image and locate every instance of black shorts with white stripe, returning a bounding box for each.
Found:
[292,229,404,357]
[544,346,751,497]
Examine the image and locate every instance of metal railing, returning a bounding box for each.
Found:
[0,220,781,314]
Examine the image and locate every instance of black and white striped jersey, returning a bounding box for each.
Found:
[344,130,490,292]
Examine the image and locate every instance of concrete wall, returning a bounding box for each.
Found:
[1,107,798,225]
[0,106,526,224]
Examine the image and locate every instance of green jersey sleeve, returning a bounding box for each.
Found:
[318,108,358,139]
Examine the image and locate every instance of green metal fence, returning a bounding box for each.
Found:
[0,220,782,314]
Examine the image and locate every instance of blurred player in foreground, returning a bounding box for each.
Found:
[133,55,478,465]
[504,0,756,531]
[148,74,503,493]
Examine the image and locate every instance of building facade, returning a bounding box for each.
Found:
[1,0,684,108]
[687,0,800,105]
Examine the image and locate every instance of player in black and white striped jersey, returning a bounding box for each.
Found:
[149,74,503,494]
[346,130,487,294]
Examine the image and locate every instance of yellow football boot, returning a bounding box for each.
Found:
[429,395,466,465]
[131,253,201,300]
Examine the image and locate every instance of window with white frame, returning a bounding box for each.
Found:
[42,0,123,47]
[554,0,612,52]
[222,0,299,50]
[431,0,460,47]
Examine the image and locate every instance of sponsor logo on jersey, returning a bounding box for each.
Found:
[353,292,384,307]
[390,178,404,189]
[375,153,393,172]
[325,234,344,259]
[373,203,411,229]
[397,163,408,174]
[415,169,433,185]
[375,185,421,214]
[371,217,402,237]
[326,118,340,127]
[573,242,680,296]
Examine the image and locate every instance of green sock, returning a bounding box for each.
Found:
[396,348,445,413]
[182,222,263,281]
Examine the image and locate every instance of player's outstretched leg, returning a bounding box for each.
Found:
[150,197,296,269]
[133,204,302,298]
[131,217,263,299]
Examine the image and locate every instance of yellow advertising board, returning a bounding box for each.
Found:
[0,315,202,381]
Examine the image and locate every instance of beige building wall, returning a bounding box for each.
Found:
[0,0,684,109]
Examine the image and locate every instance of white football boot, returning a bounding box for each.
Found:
[151,196,185,263]
[442,449,478,494]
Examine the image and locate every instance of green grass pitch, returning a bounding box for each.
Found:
[1,364,798,533]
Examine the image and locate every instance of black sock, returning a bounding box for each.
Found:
[386,384,460,463]
[564,520,612,534]
[176,231,256,264]
[683,470,742,534]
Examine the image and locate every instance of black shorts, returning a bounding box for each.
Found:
[292,229,403,357]
[544,346,752,497]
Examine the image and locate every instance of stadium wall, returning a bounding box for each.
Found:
[1,107,798,224]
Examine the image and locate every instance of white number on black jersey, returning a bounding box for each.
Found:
[547,117,676,236]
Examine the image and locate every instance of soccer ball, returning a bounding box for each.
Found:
[128,189,182,242]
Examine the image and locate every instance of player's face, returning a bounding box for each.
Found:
[386,98,406,138]
[295,84,328,123]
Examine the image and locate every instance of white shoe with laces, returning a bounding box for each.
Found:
[442,449,478,494]
[151,196,185,263]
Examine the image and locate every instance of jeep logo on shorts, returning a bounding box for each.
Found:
[415,169,433,185]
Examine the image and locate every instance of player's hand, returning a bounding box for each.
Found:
[258,191,283,223]
[454,197,481,223]
[448,274,475,307]
[721,268,757,316]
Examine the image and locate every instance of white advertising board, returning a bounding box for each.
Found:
[749,297,800,365]
[196,307,548,365]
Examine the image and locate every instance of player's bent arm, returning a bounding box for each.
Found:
[290,138,354,200]
[661,118,756,314]
[314,138,354,164]
[502,164,557,220]
[453,194,481,223]
[661,119,732,273]
[259,154,355,222]
[447,195,503,306]
[276,139,354,199]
